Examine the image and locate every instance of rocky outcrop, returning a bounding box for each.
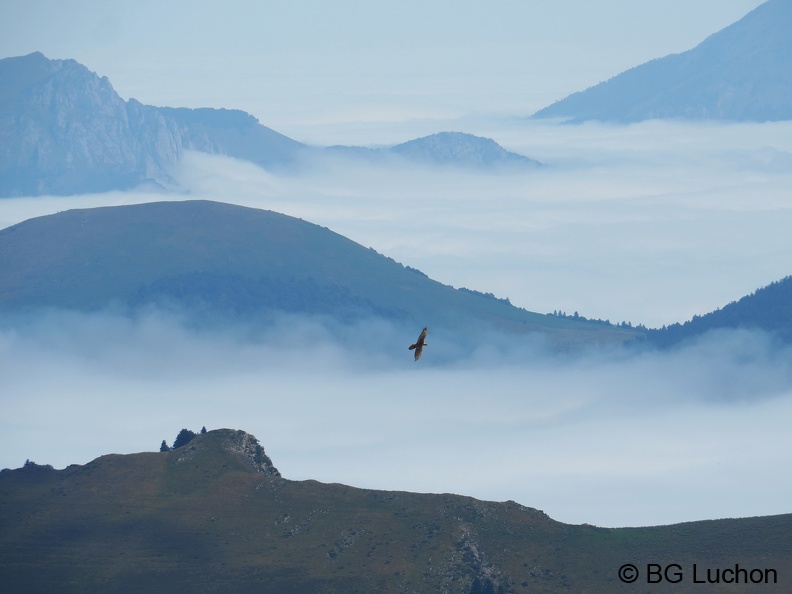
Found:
[217,429,281,476]
[170,428,281,477]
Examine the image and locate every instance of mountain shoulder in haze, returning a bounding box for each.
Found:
[532,0,792,123]
[0,200,637,348]
[2,428,790,593]
[327,132,542,170]
[647,275,792,347]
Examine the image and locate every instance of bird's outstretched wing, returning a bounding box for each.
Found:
[408,327,428,361]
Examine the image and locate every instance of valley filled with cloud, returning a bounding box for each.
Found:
[4,0,792,542]
[2,119,792,528]
[2,303,792,528]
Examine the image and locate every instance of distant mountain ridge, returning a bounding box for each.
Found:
[648,275,792,347]
[2,428,791,593]
[329,132,541,169]
[161,106,305,169]
[533,0,792,123]
[0,52,178,196]
[0,52,307,196]
[0,52,539,197]
[0,200,635,347]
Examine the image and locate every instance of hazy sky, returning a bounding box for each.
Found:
[0,0,767,134]
[3,1,792,529]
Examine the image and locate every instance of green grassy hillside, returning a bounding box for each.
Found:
[1,429,789,593]
[0,200,638,347]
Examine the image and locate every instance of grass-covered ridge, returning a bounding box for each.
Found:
[1,429,790,593]
[0,199,638,347]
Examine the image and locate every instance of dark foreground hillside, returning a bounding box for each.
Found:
[1,429,790,594]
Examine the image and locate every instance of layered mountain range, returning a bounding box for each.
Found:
[0,52,537,197]
[0,52,308,197]
[2,2,790,199]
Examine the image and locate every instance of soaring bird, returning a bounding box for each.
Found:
[408,327,428,361]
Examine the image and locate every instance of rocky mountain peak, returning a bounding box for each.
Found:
[0,53,304,197]
[171,428,281,477]
[215,429,281,476]
[0,52,180,196]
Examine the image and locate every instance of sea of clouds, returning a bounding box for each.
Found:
[2,119,792,528]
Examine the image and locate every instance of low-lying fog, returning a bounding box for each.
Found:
[2,309,791,528]
[2,119,792,528]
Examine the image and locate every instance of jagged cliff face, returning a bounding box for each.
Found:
[0,52,309,197]
[0,52,181,196]
[170,428,281,477]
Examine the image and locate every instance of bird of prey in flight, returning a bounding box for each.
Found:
[409,327,428,361]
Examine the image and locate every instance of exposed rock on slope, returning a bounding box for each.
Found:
[171,429,280,477]
[1,53,538,197]
[0,52,306,196]
[2,428,791,593]
[0,52,180,195]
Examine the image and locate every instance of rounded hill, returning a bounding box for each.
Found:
[0,200,636,345]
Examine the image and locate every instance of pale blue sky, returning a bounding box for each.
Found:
[0,1,766,133]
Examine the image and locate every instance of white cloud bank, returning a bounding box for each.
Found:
[2,309,791,529]
[1,119,791,529]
